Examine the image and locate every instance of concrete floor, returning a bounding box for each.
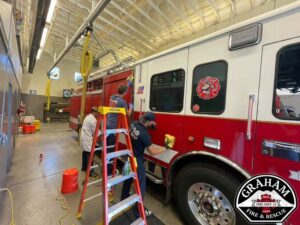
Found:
[0,123,184,225]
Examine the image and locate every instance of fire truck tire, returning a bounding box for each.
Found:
[174,163,251,225]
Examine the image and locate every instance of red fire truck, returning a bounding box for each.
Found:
[70,2,300,225]
[69,69,133,131]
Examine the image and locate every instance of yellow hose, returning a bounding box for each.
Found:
[79,31,93,124]
[0,188,16,225]
[44,78,51,111]
[80,31,93,78]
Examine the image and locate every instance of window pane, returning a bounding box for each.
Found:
[150,69,185,112]
[273,44,300,120]
[191,61,227,114]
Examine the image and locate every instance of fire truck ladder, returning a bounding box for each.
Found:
[77,106,147,225]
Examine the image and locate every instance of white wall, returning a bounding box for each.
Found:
[21,54,79,97]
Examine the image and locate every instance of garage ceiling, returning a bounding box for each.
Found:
[16,0,296,72]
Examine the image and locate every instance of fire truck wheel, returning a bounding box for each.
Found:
[174,163,250,225]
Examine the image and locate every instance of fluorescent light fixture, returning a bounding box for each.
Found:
[37,49,42,60]
[40,27,48,47]
[26,57,29,71]
[46,0,57,23]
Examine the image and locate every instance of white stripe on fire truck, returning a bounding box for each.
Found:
[119,139,178,164]
[69,116,78,124]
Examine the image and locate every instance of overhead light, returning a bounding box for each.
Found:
[26,57,29,71]
[37,49,42,60]
[40,27,48,48]
[46,0,57,23]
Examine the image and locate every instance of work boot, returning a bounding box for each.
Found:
[134,208,152,218]
[89,171,98,177]
[108,191,114,202]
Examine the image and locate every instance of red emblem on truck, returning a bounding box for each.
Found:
[255,194,278,214]
[196,76,221,100]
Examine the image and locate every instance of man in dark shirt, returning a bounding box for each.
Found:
[106,84,133,176]
[120,112,167,217]
[107,84,132,129]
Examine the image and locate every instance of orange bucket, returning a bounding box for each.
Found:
[61,168,78,194]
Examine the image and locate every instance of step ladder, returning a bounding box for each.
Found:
[77,106,147,225]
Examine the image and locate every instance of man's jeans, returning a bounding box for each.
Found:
[120,157,146,200]
[81,151,95,173]
[106,133,116,176]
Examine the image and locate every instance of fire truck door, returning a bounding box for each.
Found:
[254,37,300,200]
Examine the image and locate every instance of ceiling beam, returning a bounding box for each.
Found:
[125,0,167,42]
[251,0,255,9]
[207,0,221,22]
[109,1,160,45]
[229,0,237,15]
[165,0,195,32]
[68,0,155,52]
[147,0,183,38]
[104,8,151,41]
[48,0,112,73]
[186,0,207,28]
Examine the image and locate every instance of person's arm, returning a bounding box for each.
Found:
[140,127,166,156]
[118,98,132,117]
[127,103,133,117]
[147,144,167,156]
[89,116,97,135]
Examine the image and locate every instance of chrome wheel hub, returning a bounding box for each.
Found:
[202,197,219,216]
[188,183,235,225]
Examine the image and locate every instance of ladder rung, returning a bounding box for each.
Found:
[107,169,120,180]
[106,129,128,136]
[91,164,100,169]
[83,192,102,203]
[107,172,135,188]
[95,145,115,151]
[107,145,116,149]
[93,160,114,168]
[107,150,131,160]
[108,194,140,220]
[131,218,144,225]
[87,179,102,186]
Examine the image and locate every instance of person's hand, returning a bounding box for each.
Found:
[129,103,133,110]
[165,140,171,149]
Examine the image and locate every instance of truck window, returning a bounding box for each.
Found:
[150,69,185,113]
[273,43,300,120]
[191,61,227,114]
